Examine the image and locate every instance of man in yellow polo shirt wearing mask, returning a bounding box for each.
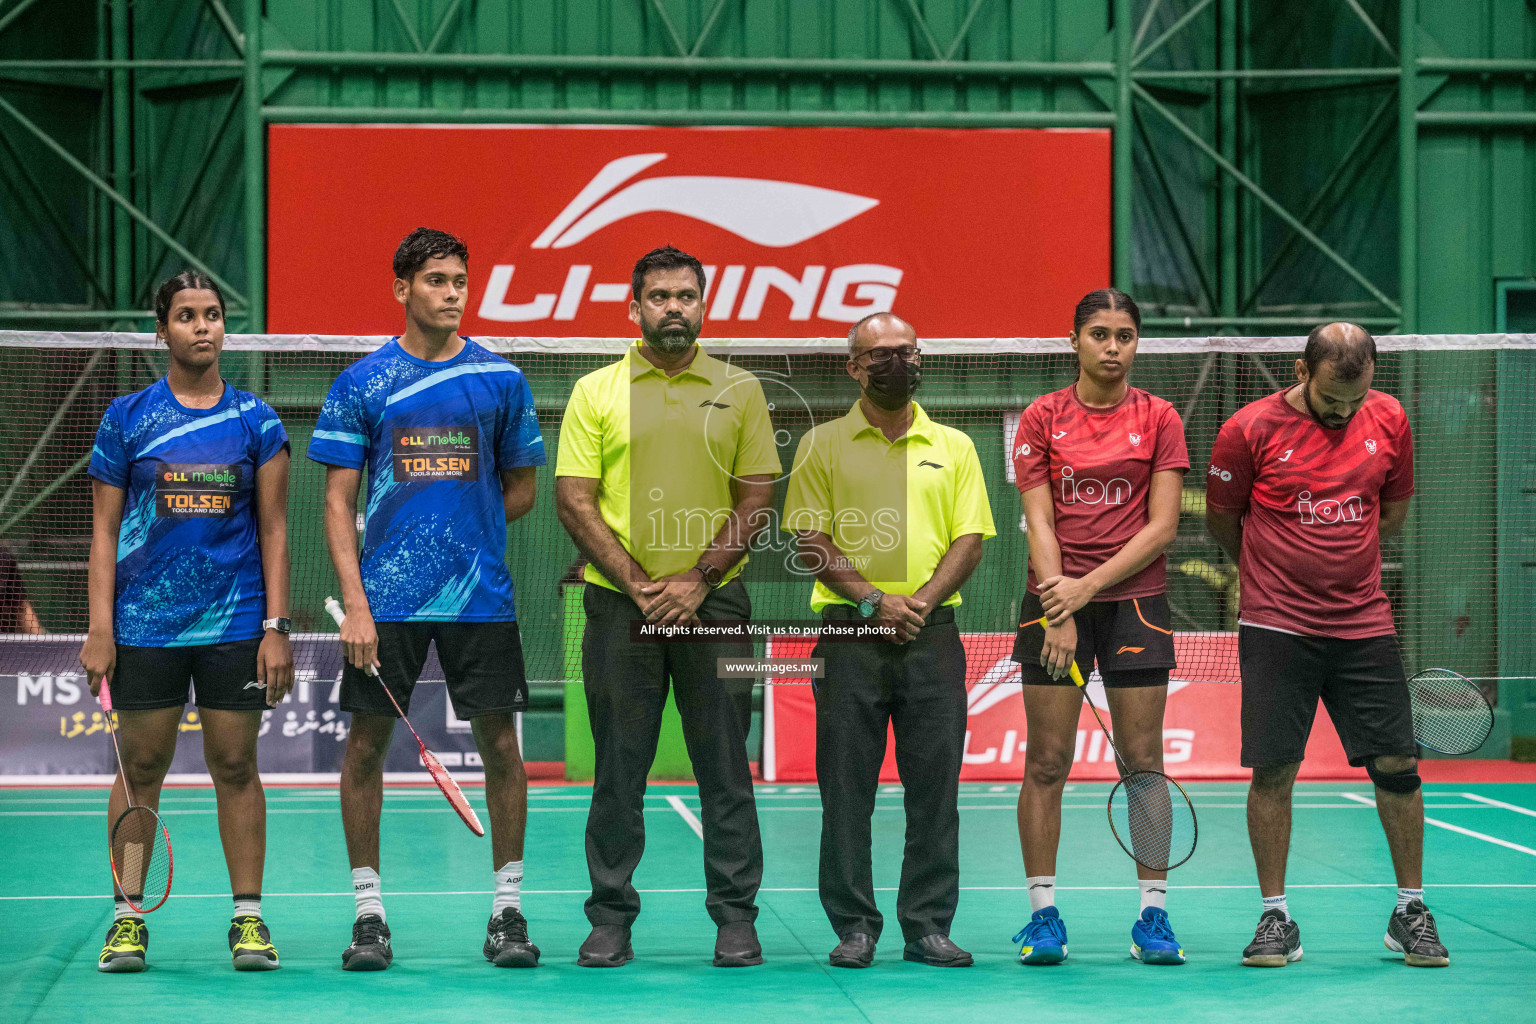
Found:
[782,311,995,970]
[555,246,782,969]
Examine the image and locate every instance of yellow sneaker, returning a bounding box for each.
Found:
[229,915,280,971]
[98,917,148,973]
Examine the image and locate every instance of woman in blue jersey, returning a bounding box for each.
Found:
[80,271,293,974]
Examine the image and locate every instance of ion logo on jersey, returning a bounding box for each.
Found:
[391,427,479,482]
[154,463,241,516]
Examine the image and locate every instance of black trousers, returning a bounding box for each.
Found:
[581,580,763,928]
[813,609,968,943]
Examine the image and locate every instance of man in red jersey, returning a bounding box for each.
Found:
[1206,323,1448,970]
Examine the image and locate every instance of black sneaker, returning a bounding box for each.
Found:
[229,915,280,971]
[98,917,148,973]
[1385,898,1449,967]
[483,907,541,968]
[342,914,393,971]
[1242,909,1302,967]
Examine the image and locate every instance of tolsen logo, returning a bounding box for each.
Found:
[392,426,479,482]
[154,463,241,517]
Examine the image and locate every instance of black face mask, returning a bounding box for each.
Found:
[862,358,922,410]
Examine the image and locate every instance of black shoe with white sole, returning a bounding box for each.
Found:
[1385,899,1449,967]
[1242,909,1302,967]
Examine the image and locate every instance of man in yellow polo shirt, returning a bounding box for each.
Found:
[782,311,995,970]
[555,246,781,969]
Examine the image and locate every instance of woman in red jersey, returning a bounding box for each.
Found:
[1008,289,1190,967]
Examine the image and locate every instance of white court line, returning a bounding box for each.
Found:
[666,794,705,839]
[6,882,1536,902]
[1460,792,1536,817]
[0,802,1488,817]
[1339,792,1536,857]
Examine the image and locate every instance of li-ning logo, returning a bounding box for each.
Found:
[700,400,731,409]
[1117,646,1144,655]
[1061,466,1131,505]
[1297,490,1363,525]
[480,154,895,325]
[1365,438,1377,455]
[1128,432,1142,447]
[1208,464,1232,482]
[919,460,945,469]
[532,154,878,249]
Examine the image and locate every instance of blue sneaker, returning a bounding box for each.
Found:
[1013,907,1068,965]
[1131,907,1186,965]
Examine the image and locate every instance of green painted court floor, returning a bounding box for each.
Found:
[3,782,1535,1024]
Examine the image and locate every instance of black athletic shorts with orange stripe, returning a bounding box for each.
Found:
[1011,592,1176,688]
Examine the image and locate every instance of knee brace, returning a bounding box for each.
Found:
[1366,759,1421,794]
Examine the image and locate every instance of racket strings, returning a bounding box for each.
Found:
[1409,669,1494,754]
[112,806,170,910]
[1110,772,1198,872]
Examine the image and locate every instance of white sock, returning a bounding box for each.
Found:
[1026,875,1056,912]
[1262,893,1289,922]
[352,867,384,922]
[113,898,137,922]
[493,860,524,915]
[233,894,262,920]
[1138,879,1167,912]
[1396,887,1424,912]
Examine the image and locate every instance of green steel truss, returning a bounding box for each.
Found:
[0,0,1532,333]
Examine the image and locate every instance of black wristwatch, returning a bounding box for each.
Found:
[856,589,884,619]
[694,562,724,589]
[262,617,291,634]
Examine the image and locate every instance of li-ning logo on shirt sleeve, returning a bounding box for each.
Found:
[154,463,241,516]
[392,426,479,481]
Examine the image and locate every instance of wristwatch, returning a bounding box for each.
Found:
[262,617,292,634]
[694,561,724,589]
[856,589,885,619]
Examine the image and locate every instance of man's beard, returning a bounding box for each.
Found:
[643,315,699,353]
[1304,380,1352,429]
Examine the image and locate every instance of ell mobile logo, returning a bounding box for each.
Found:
[476,154,902,325]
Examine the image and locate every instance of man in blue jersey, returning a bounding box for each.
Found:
[309,228,546,971]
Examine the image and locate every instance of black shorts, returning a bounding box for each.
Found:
[113,638,265,712]
[341,620,529,720]
[1238,626,1416,768]
[1011,592,1176,687]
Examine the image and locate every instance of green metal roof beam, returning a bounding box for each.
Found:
[689,0,732,58]
[202,0,244,58]
[1133,81,1401,316]
[425,0,466,54]
[0,125,114,307]
[900,0,946,61]
[943,0,993,62]
[259,50,1114,78]
[1133,0,1214,69]
[1417,111,1536,128]
[0,0,43,38]
[1135,68,1399,80]
[0,92,248,308]
[385,0,425,53]
[645,0,690,58]
[0,60,243,70]
[1241,89,1397,316]
[261,106,1116,127]
[1132,104,1217,315]
[1341,0,1396,61]
[1417,58,1536,74]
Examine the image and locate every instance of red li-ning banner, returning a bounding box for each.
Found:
[761,633,1354,782]
[266,125,1109,337]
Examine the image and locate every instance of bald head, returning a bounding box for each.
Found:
[1303,321,1376,383]
[847,311,915,355]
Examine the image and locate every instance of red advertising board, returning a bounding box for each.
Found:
[762,633,1355,782]
[267,125,1109,337]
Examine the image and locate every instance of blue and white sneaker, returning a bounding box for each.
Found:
[1130,907,1186,965]
[1013,906,1068,965]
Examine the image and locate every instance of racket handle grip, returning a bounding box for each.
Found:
[325,596,381,679]
[323,596,346,628]
[1068,662,1086,689]
[98,677,113,712]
